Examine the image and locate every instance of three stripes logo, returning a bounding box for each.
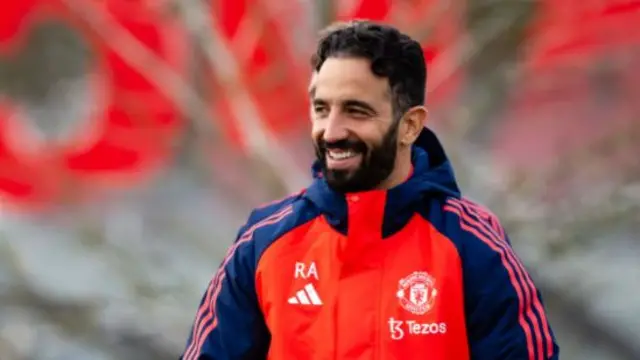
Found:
[287,283,323,306]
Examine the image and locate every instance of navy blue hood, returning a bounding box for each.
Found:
[303,127,461,236]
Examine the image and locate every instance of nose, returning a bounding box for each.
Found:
[322,114,349,144]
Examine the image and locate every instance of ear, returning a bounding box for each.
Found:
[399,106,427,146]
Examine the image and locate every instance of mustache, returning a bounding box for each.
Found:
[318,139,367,153]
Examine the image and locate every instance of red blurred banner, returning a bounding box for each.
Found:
[3,0,636,210]
[494,0,640,172]
[525,0,640,69]
[0,0,187,211]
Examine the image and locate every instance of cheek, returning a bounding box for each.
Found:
[311,133,323,149]
[359,129,387,148]
[310,124,324,142]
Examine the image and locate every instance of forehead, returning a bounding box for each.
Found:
[310,57,390,103]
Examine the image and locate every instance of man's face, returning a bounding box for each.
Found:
[309,57,399,193]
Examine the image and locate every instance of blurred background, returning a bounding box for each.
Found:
[0,0,638,359]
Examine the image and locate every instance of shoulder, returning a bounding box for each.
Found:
[245,189,307,226]
[441,196,507,242]
[233,189,320,266]
[428,195,512,266]
[243,189,318,240]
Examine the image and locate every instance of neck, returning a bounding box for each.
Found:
[376,150,412,190]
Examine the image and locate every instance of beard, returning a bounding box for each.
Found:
[314,122,399,193]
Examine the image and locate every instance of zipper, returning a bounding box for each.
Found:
[332,262,341,360]
[375,240,386,360]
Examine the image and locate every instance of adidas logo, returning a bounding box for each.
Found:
[287,283,323,306]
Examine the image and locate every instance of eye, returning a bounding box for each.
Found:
[313,104,328,116]
[346,107,369,118]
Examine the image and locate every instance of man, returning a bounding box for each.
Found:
[182,20,559,360]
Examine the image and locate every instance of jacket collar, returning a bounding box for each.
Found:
[303,127,461,236]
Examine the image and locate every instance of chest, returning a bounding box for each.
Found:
[255,216,470,360]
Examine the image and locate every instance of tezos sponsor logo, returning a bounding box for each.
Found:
[388,317,447,340]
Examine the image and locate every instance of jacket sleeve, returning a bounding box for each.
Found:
[181,226,269,360]
[462,226,560,360]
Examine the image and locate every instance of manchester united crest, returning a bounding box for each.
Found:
[396,271,438,315]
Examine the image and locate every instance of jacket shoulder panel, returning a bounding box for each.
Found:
[246,189,306,225]
[181,192,322,359]
[241,191,321,270]
[436,196,558,360]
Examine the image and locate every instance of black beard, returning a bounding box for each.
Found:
[314,122,399,193]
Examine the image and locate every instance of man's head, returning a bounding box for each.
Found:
[309,20,428,193]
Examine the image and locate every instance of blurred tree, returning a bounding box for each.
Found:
[461,0,536,144]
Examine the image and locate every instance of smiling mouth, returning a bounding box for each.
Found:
[327,149,358,160]
[325,149,362,170]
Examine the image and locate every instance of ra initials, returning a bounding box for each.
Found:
[294,261,319,280]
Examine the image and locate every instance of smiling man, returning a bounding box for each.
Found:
[181,20,559,360]
[309,54,414,193]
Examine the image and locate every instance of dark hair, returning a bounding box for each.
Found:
[311,20,427,119]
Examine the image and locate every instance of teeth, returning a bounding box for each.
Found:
[328,150,356,160]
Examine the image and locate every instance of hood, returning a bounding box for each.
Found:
[304,127,461,236]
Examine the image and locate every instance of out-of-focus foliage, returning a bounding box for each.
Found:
[0,0,638,359]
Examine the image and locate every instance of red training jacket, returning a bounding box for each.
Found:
[181,127,559,360]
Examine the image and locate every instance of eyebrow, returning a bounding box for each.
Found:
[343,99,376,113]
[310,96,377,113]
[308,84,377,114]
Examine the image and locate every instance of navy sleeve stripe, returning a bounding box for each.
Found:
[460,198,506,239]
[443,201,536,360]
[444,198,553,360]
[183,204,294,360]
[454,199,555,359]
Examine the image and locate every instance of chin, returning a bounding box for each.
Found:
[325,169,354,182]
[326,166,359,174]
[325,172,373,193]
